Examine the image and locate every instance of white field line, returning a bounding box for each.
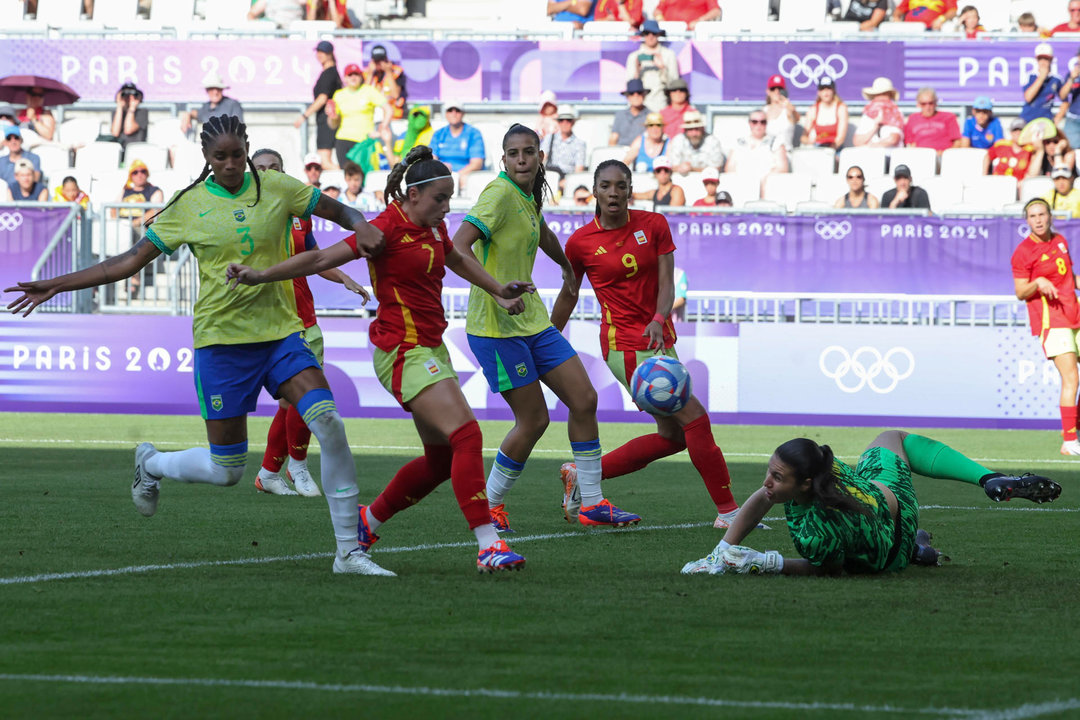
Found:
[3,672,1071,717]
[1,436,1077,466]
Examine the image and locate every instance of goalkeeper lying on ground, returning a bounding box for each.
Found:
[681,431,1062,577]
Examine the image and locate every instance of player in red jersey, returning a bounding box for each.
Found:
[227,145,534,573]
[1012,198,1080,455]
[250,148,371,497]
[551,159,761,530]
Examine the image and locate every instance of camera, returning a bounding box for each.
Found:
[119,83,143,101]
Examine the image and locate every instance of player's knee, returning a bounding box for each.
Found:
[307,408,347,451]
[210,459,246,487]
[566,386,598,416]
[515,405,550,439]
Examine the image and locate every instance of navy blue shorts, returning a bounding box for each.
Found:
[467,326,577,393]
[193,332,320,420]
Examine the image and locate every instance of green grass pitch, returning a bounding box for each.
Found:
[1,412,1078,719]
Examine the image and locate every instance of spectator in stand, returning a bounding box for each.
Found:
[1043,164,1080,216]
[764,75,799,150]
[692,168,723,206]
[572,185,592,206]
[802,76,848,149]
[985,118,1035,179]
[661,77,696,138]
[893,0,957,30]
[327,63,393,169]
[594,0,644,27]
[363,45,407,120]
[322,184,341,200]
[1022,43,1063,123]
[904,87,961,154]
[834,165,880,209]
[961,96,1003,149]
[391,105,434,165]
[610,79,649,147]
[15,85,55,145]
[724,109,790,186]
[295,41,342,171]
[0,103,16,126]
[340,161,380,211]
[541,105,587,194]
[957,5,984,37]
[109,82,148,150]
[882,164,931,210]
[837,0,888,30]
[1058,49,1080,149]
[430,99,485,193]
[247,0,306,27]
[8,159,47,202]
[302,153,323,188]
[1017,12,1049,35]
[115,159,163,224]
[633,155,685,207]
[653,0,720,29]
[180,73,244,136]
[536,90,559,140]
[853,77,904,148]
[1051,0,1080,34]
[0,127,41,184]
[306,0,352,27]
[547,0,597,29]
[1030,125,1077,177]
[52,176,90,208]
[626,20,679,112]
[667,110,724,174]
[624,112,670,172]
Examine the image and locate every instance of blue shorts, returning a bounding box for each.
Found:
[467,326,577,393]
[193,332,320,420]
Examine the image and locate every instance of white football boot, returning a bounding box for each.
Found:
[132,442,162,517]
[1060,439,1080,456]
[332,548,397,577]
[255,470,298,496]
[287,464,322,497]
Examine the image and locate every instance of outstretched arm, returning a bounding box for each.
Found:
[645,252,675,349]
[312,193,384,259]
[550,270,583,331]
[228,241,356,287]
[6,237,161,316]
[445,246,534,315]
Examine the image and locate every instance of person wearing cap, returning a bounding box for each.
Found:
[624,111,670,172]
[661,77,697,138]
[653,0,720,29]
[692,168,723,207]
[302,153,323,188]
[1050,0,1080,34]
[593,0,643,27]
[961,96,1003,149]
[667,110,723,174]
[1057,45,1080,149]
[363,44,408,120]
[724,109,789,187]
[430,100,485,192]
[180,73,245,135]
[109,82,148,150]
[541,105,587,194]
[547,0,597,29]
[892,0,957,30]
[633,155,685,208]
[610,79,649,146]
[802,76,849,148]
[838,0,887,30]
[985,118,1037,180]
[392,105,434,163]
[764,75,799,150]
[1022,43,1064,123]
[327,62,393,170]
[295,40,343,170]
[536,90,559,140]
[0,127,41,185]
[626,19,679,112]
[1029,121,1077,177]
[903,87,961,154]
[0,103,17,127]
[114,159,163,224]
[1042,165,1080,217]
[247,0,305,27]
[882,164,931,210]
[853,77,904,148]
[834,164,880,209]
[7,159,46,202]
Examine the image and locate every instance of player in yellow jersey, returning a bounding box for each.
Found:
[5,115,391,576]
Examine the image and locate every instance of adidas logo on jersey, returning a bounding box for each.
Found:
[594,246,607,255]
[1042,254,1051,261]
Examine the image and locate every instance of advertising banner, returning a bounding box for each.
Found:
[0,206,74,296]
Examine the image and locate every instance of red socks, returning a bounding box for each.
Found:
[260,406,288,473]
[682,415,738,514]
[601,433,686,479]
[285,404,311,460]
[1061,406,1077,441]
[448,421,490,529]
[370,445,453,523]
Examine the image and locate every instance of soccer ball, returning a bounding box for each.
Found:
[630,356,692,416]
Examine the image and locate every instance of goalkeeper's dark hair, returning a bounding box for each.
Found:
[384,145,451,206]
[502,123,550,214]
[774,438,873,517]
[252,147,284,170]
[157,115,260,218]
[592,159,632,216]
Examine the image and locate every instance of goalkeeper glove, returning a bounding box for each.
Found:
[720,545,784,575]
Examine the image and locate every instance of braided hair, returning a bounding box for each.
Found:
[384,145,452,208]
[157,115,260,218]
[592,159,632,216]
[502,123,550,215]
[774,438,873,517]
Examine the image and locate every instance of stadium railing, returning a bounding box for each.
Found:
[6,201,94,314]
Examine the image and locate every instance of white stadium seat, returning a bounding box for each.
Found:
[57,117,106,150]
[74,141,123,172]
[93,0,140,28]
[716,172,761,206]
[790,147,836,178]
[762,173,814,211]
[961,175,1018,207]
[940,147,988,179]
[590,145,629,169]
[150,0,196,29]
[920,175,964,209]
[776,0,830,32]
[713,0,770,32]
[123,142,170,173]
[460,170,499,200]
[838,147,888,178]
[888,147,937,184]
[35,0,82,26]
[1020,176,1054,202]
[811,173,848,204]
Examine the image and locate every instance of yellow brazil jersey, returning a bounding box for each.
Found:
[145,170,319,348]
[463,172,552,338]
[1042,187,1080,219]
[331,84,386,143]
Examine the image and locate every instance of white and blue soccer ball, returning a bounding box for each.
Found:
[630,355,692,416]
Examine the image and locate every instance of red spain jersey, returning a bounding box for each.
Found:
[896,0,956,26]
[1011,233,1080,336]
[289,217,318,329]
[565,209,677,358]
[346,201,452,352]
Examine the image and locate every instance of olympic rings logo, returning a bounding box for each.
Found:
[777,53,848,90]
[819,346,915,394]
[814,220,852,240]
[0,212,24,231]
[1017,223,1031,238]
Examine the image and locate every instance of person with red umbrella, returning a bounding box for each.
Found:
[0,75,80,147]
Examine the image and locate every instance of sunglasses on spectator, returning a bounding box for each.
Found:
[27,90,44,97]
[131,169,148,175]
[574,195,590,202]
[654,167,671,173]
[627,91,644,96]
[647,122,663,127]
[847,173,864,179]
[749,119,767,125]
[918,101,936,106]
[5,134,19,140]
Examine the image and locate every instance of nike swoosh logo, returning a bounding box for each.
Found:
[199,210,211,217]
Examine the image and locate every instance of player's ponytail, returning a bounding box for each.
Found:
[775,438,873,517]
[503,123,550,215]
[592,159,632,216]
[385,145,451,206]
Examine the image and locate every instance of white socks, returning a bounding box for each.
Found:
[473,522,500,550]
[307,410,360,556]
[147,447,245,487]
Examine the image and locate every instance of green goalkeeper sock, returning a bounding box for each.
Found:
[901,434,997,486]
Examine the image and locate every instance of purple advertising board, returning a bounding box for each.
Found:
[0,206,74,295]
